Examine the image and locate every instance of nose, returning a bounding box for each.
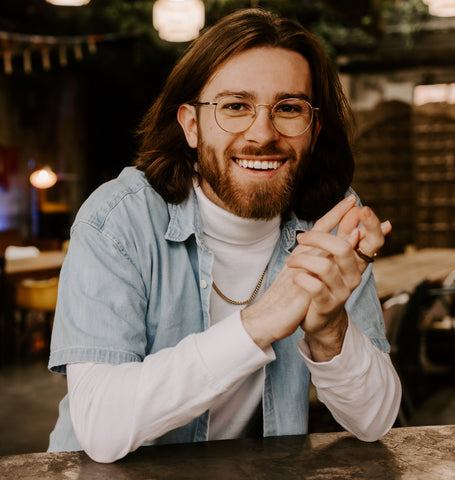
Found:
[243,105,280,144]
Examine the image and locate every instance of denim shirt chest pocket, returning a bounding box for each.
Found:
[150,192,215,354]
[144,233,207,355]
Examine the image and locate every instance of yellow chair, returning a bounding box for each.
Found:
[15,277,59,354]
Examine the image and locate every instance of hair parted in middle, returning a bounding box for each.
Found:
[136,8,355,222]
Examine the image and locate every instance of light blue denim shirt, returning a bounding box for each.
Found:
[48,166,389,452]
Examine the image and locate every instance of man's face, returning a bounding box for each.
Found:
[178,47,321,219]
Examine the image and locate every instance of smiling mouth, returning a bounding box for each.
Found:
[235,159,284,170]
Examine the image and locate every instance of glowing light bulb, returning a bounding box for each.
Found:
[46,0,91,6]
[29,167,58,189]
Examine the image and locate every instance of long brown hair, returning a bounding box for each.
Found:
[136,8,354,221]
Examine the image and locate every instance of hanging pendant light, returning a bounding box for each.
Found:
[29,166,58,189]
[46,0,91,6]
[423,0,455,17]
[153,0,205,42]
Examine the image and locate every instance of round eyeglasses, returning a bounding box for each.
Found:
[190,95,319,137]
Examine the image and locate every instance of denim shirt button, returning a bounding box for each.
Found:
[200,279,208,289]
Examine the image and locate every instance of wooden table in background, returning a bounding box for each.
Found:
[4,250,66,281]
[373,248,455,301]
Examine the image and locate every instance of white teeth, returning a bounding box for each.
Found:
[236,159,282,170]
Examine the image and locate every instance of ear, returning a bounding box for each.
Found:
[177,104,198,148]
[310,116,322,153]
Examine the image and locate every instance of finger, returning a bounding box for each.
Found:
[294,231,353,260]
[311,194,356,234]
[356,207,387,257]
[336,206,363,239]
[293,271,335,309]
[347,228,360,249]
[289,258,354,314]
[381,220,392,236]
[289,233,362,291]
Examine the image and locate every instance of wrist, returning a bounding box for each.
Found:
[240,305,275,350]
[304,309,348,362]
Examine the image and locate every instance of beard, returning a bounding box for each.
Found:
[196,140,311,220]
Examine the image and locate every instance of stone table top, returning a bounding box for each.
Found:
[1,425,455,479]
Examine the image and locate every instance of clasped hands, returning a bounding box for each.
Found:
[241,194,391,361]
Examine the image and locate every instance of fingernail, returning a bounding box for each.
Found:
[345,194,356,203]
[381,220,392,233]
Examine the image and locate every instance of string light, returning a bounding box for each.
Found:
[0,31,134,74]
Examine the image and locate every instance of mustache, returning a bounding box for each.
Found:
[230,145,290,156]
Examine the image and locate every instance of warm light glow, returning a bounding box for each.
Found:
[414,83,455,105]
[46,0,91,5]
[423,0,455,17]
[153,0,205,42]
[29,167,58,189]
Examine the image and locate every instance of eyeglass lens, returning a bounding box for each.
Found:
[214,96,314,136]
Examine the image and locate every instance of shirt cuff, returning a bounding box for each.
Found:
[194,311,275,391]
[297,316,375,388]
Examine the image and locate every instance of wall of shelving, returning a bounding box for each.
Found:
[351,100,455,255]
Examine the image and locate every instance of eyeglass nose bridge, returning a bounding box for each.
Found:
[248,103,279,131]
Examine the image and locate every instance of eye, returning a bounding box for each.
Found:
[219,97,253,115]
[274,101,303,115]
[225,102,248,111]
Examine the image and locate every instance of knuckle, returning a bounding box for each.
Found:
[313,281,325,297]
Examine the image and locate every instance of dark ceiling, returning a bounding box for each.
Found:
[320,0,384,36]
[0,0,384,37]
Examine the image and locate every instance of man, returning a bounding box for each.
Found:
[48,9,401,463]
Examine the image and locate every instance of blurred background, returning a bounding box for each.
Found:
[1,0,455,457]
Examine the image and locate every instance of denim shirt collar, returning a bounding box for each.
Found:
[165,185,313,252]
[165,187,205,247]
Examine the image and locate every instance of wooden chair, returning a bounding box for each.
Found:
[15,277,59,355]
[383,280,454,425]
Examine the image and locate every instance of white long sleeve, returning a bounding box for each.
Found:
[67,312,274,463]
[299,316,402,441]
[67,186,400,462]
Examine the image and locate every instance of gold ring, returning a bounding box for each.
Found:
[355,246,377,263]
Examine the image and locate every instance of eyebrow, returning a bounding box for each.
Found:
[212,90,312,103]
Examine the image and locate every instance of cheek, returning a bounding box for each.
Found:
[199,126,238,159]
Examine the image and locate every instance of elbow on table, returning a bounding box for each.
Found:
[72,415,136,464]
[351,381,402,443]
[77,433,133,464]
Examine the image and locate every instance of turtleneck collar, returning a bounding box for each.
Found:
[194,181,281,246]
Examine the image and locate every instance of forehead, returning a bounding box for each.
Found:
[200,47,313,101]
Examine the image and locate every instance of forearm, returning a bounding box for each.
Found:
[68,313,274,463]
[299,318,402,441]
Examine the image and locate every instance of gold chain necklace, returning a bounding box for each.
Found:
[212,265,268,306]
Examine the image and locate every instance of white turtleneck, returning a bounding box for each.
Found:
[194,183,280,439]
